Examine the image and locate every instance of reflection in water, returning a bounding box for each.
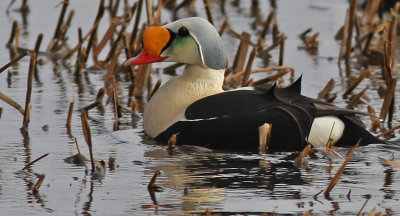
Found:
[81,178,94,216]
[142,144,400,214]
[145,147,315,213]
[382,168,394,200]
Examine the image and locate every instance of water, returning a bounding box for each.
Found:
[0,0,399,215]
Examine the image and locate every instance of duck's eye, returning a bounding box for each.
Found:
[178,26,189,37]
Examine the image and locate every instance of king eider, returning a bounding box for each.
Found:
[124,17,384,152]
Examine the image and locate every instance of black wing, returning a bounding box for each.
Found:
[156,76,384,152]
[157,78,316,152]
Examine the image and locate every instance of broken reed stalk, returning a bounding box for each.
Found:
[108,156,116,170]
[145,0,154,25]
[22,153,49,170]
[272,22,279,43]
[32,174,45,193]
[367,207,377,216]
[21,103,31,129]
[104,43,122,83]
[167,133,178,154]
[0,51,28,74]
[227,29,257,47]
[379,78,397,122]
[347,84,369,108]
[232,32,251,74]
[362,25,377,55]
[364,0,382,24]
[0,92,24,115]
[134,64,151,97]
[66,100,74,127]
[324,141,360,197]
[85,22,100,64]
[154,0,163,25]
[63,21,100,60]
[317,78,335,100]
[22,52,37,130]
[105,25,126,62]
[299,28,312,41]
[148,170,161,189]
[376,125,400,138]
[148,79,161,101]
[342,68,371,97]
[130,0,143,49]
[218,19,228,36]
[258,123,272,154]
[83,87,106,111]
[111,77,121,119]
[33,33,43,60]
[93,17,119,58]
[358,195,371,215]
[47,0,69,51]
[368,106,380,132]
[52,0,69,40]
[294,144,312,164]
[258,10,275,47]
[242,46,258,86]
[175,0,192,11]
[226,66,294,85]
[74,137,81,154]
[74,28,85,76]
[7,20,19,48]
[278,33,286,66]
[344,0,357,62]
[252,70,289,85]
[262,33,281,53]
[251,66,294,76]
[58,10,75,42]
[84,0,104,62]
[122,33,136,83]
[302,210,313,216]
[384,3,399,82]
[379,157,400,168]
[81,109,95,173]
[305,32,319,50]
[203,0,214,25]
[111,0,120,18]
[381,4,399,126]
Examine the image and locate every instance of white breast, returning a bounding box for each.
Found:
[143,65,225,137]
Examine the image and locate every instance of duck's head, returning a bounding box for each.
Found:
[124,17,227,70]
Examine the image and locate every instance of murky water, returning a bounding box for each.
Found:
[1,0,400,215]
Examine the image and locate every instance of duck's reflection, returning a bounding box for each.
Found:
[144,146,307,213]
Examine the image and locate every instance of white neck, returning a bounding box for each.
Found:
[143,64,225,137]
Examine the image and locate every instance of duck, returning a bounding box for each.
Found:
[124,17,384,152]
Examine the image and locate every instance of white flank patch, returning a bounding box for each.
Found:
[307,116,345,147]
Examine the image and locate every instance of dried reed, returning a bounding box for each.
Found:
[22,153,49,170]
[148,170,161,190]
[22,52,37,130]
[0,92,24,115]
[317,79,335,100]
[81,109,95,172]
[379,157,400,168]
[294,144,312,164]
[0,51,28,74]
[32,174,45,194]
[324,141,359,197]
